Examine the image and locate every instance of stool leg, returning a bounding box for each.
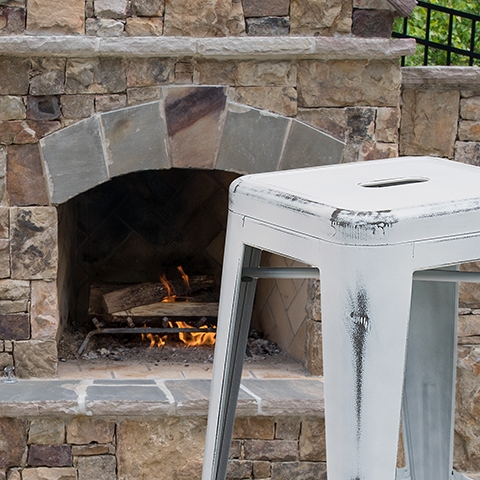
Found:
[203,226,261,480]
[320,249,414,480]
[402,277,458,480]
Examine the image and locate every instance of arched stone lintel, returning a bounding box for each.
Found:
[39,86,345,205]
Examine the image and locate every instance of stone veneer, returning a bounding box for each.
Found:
[0,35,412,376]
[0,378,330,480]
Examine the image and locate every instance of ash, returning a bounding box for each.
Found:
[58,327,285,366]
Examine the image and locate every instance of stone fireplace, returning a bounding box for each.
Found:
[0,32,415,378]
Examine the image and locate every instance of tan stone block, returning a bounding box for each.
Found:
[7,144,49,207]
[6,468,21,480]
[243,439,298,461]
[459,121,480,142]
[194,60,238,85]
[94,94,127,112]
[274,418,301,440]
[375,107,399,143]
[126,86,163,105]
[60,95,95,119]
[0,418,27,469]
[164,0,245,37]
[252,460,271,478]
[77,455,116,480]
[117,417,206,480]
[71,444,115,456]
[66,417,115,445]
[0,58,30,95]
[299,417,326,461]
[0,120,61,145]
[126,58,175,87]
[242,0,289,17]
[0,279,29,302]
[298,59,401,108]
[11,207,57,280]
[359,141,398,161]
[290,0,352,35]
[458,315,480,338]
[454,345,480,470]
[0,240,9,279]
[233,417,275,440]
[28,418,65,445]
[26,0,84,34]
[22,468,76,480]
[461,96,480,121]
[0,97,25,121]
[125,16,163,36]
[237,61,296,87]
[233,86,297,116]
[131,0,164,16]
[66,58,127,95]
[296,107,346,141]
[455,141,480,167]
[30,58,66,96]
[85,17,125,36]
[31,280,59,340]
[94,0,128,18]
[400,89,459,158]
[14,340,57,378]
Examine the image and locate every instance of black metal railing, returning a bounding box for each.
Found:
[393,1,480,66]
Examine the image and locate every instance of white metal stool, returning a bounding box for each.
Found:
[203,156,480,480]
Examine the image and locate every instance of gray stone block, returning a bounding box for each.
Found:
[246,17,290,36]
[280,120,345,170]
[40,116,108,204]
[100,101,169,177]
[216,104,290,174]
[241,379,324,416]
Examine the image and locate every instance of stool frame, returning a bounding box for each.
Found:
[203,157,480,480]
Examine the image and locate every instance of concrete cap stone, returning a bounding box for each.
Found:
[0,378,325,418]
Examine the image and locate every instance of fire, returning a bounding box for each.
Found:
[160,274,176,303]
[141,268,216,348]
[141,326,168,348]
[177,266,190,293]
[171,320,216,347]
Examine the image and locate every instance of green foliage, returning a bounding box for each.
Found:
[393,0,480,66]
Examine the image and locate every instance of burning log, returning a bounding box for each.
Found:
[102,275,215,314]
[110,301,219,319]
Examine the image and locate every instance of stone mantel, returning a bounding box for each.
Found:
[0,35,416,60]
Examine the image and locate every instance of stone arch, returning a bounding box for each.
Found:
[40,86,345,205]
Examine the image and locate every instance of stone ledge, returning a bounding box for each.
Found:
[0,35,416,59]
[402,66,480,89]
[0,378,324,417]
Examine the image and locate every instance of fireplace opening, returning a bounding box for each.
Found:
[56,168,288,367]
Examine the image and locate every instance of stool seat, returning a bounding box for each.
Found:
[203,157,480,480]
[230,156,480,245]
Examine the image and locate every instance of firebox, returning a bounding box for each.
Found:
[57,168,237,357]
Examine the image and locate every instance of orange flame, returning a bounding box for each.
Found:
[172,320,216,347]
[177,266,190,292]
[141,269,216,348]
[147,333,167,348]
[160,274,176,303]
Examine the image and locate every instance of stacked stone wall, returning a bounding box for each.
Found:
[0,415,330,480]
[0,0,402,38]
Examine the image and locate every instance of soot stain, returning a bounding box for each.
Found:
[330,208,396,238]
[346,286,371,444]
